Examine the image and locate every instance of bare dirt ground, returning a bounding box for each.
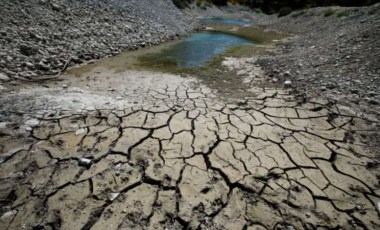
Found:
[1,5,380,230]
[0,60,379,229]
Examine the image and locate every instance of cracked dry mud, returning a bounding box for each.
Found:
[1,64,380,230]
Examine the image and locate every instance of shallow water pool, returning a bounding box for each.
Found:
[200,17,251,25]
[143,31,254,68]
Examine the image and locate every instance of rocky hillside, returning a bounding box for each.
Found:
[256,4,380,105]
[0,0,194,80]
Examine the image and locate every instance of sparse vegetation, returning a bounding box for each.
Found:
[172,0,190,9]
[291,10,306,18]
[337,10,351,17]
[324,9,336,17]
[252,8,262,14]
[278,7,293,17]
[172,0,380,14]
[196,0,202,7]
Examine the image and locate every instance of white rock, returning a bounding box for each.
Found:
[109,192,120,201]
[1,210,17,220]
[75,128,86,136]
[62,84,69,89]
[25,126,33,131]
[377,202,380,214]
[79,158,92,166]
[272,78,279,83]
[0,73,10,81]
[0,122,8,129]
[25,119,39,127]
[116,96,123,100]
[25,62,34,68]
[284,80,292,86]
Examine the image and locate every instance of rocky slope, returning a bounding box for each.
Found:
[0,0,194,80]
[255,4,380,106]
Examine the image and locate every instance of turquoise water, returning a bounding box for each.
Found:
[200,18,251,25]
[153,31,253,68]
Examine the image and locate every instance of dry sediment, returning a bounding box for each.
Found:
[0,67,379,229]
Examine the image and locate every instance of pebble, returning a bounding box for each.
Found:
[62,84,69,89]
[0,73,10,81]
[109,192,120,201]
[51,3,61,11]
[25,62,34,68]
[79,158,92,167]
[75,128,86,136]
[25,119,39,127]
[0,122,8,129]
[1,210,17,220]
[272,77,279,83]
[284,80,292,86]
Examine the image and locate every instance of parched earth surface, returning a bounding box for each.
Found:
[1,3,380,230]
[0,61,380,229]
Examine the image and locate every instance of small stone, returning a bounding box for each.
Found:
[1,210,17,220]
[51,3,61,11]
[79,158,92,167]
[25,126,33,131]
[0,122,8,129]
[305,212,311,218]
[25,62,34,68]
[0,73,10,82]
[62,84,69,89]
[25,119,39,127]
[271,77,279,83]
[377,202,380,214]
[284,71,291,76]
[284,80,292,86]
[75,128,86,136]
[116,96,123,100]
[321,86,327,91]
[109,193,120,201]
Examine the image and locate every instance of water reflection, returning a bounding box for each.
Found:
[200,18,251,25]
[155,31,253,68]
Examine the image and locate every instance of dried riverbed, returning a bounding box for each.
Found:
[0,17,380,230]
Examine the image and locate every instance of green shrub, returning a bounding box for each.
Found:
[337,10,350,17]
[171,0,189,9]
[324,9,336,17]
[291,10,306,18]
[196,0,202,7]
[278,7,293,17]
[253,8,263,14]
